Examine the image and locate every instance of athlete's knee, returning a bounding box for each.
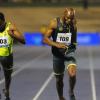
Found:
[9,70,13,75]
[67,64,77,77]
[4,68,13,76]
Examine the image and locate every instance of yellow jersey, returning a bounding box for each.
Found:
[0,22,13,56]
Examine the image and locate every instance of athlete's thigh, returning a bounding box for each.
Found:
[64,52,77,76]
[1,54,13,70]
[53,55,65,75]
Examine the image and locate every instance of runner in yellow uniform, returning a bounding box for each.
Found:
[0,12,25,100]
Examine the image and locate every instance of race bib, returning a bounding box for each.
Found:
[56,33,72,45]
[0,37,9,47]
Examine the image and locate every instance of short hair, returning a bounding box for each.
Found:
[0,12,5,21]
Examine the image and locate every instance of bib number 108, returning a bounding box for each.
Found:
[0,39,7,44]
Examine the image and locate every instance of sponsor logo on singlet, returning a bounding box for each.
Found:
[0,37,9,47]
[56,33,72,45]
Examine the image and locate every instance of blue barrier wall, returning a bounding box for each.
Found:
[77,32,100,46]
[24,33,43,46]
[24,32,100,46]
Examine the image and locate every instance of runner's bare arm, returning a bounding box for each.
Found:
[43,19,67,49]
[72,18,77,45]
[9,23,25,44]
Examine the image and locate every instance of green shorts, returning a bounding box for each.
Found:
[53,52,76,75]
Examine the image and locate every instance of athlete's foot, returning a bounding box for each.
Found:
[59,96,66,100]
[5,97,10,100]
[70,94,76,100]
[69,92,76,100]
[2,89,10,100]
[0,93,1,99]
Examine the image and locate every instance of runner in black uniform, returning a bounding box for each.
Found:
[43,8,77,100]
[0,12,25,100]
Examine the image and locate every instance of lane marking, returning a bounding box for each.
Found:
[33,72,54,100]
[88,47,97,100]
[0,52,48,85]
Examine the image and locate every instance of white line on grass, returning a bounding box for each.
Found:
[88,47,97,100]
[0,52,48,85]
[33,72,54,100]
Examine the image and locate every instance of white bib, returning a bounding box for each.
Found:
[56,33,72,45]
[0,37,9,47]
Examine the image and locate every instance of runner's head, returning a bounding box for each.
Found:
[0,12,6,31]
[63,8,75,22]
[0,12,5,24]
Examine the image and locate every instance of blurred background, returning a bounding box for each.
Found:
[0,1,100,100]
[0,0,100,33]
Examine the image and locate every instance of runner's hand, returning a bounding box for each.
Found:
[55,43,68,49]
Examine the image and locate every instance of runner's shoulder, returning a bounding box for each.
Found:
[49,18,57,29]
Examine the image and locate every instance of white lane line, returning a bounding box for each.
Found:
[0,52,48,85]
[88,47,97,100]
[33,72,54,100]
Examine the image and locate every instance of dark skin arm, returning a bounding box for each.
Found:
[43,18,67,49]
[71,18,77,45]
[8,23,25,44]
